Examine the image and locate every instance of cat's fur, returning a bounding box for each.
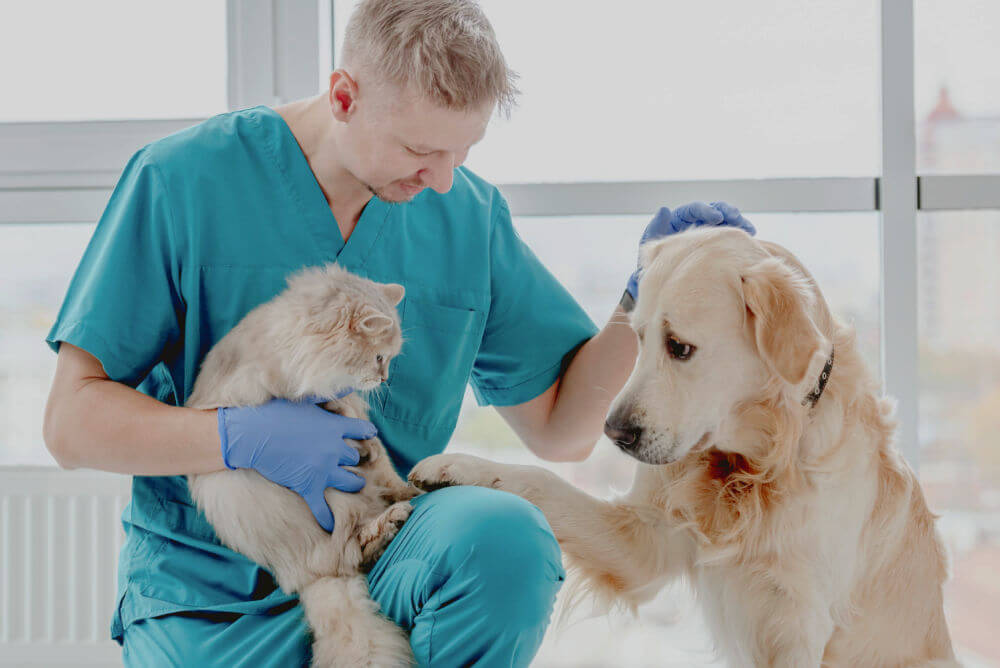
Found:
[185,263,419,667]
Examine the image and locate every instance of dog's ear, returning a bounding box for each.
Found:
[741,257,828,387]
[638,237,671,275]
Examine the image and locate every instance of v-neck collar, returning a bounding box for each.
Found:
[258,105,391,270]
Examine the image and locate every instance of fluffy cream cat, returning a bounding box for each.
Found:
[185,263,420,667]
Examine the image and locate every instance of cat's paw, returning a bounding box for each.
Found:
[353,438,378,465]
[358,502,412,572]
[380,501,412,535]
[407,454,501,492]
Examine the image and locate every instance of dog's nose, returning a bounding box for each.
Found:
[604,421,642,449]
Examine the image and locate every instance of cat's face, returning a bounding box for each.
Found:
[339,300,404,391]
[282,265,405,397]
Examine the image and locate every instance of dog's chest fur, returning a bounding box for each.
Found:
[637,437,882,660]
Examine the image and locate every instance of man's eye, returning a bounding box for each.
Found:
[666,337,695,361]
[406,146,431,156]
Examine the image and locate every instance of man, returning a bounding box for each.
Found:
[42,0,752,665]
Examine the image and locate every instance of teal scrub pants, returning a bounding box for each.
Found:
[121,486,565,667]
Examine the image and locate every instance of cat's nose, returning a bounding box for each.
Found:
[380,371,388,383]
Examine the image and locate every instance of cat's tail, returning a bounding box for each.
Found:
[300,574,413,668]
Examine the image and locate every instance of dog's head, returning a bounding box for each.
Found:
[605,227,832,465]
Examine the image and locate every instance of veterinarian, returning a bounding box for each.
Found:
[42,0,753,665]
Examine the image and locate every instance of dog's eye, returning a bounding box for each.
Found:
[666,337,695,361]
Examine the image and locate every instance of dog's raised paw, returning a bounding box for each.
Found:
[407,456,459,491]
[408,454,490,492]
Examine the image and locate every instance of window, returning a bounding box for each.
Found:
[918,212,1000,662]
[916,0,1000,174]
[473,0,880,183]
[336,0,880,182]
[0,1,228,122]
[0,223,96,465]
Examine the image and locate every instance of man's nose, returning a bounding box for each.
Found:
[419,154,455,193]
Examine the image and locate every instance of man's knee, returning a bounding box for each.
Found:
[428,486,565,623]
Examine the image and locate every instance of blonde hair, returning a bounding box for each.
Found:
[341,0,519,118]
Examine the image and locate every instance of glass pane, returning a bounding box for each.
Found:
[0,223,96,466]
[448,213,880,664]
[0,1,227,122]
[335,0,879,182]
[919,211,1000,665]
[916,0,1000,174]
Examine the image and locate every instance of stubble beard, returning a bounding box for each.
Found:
[365,181,414,205]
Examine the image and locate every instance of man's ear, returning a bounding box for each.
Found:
[329,69,359,121]
[741,257,828,387]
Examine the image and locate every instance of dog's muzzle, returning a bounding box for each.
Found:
[604,419,642,452]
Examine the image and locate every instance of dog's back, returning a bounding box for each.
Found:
[823,443,956,666]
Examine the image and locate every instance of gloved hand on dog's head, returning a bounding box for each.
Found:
[624,201,756,308]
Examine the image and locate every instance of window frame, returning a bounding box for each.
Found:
[3,0,1000,469]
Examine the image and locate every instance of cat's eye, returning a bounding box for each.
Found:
[666,337,695,361]
[376,354,384,363]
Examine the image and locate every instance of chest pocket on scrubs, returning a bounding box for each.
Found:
[381,297,485,428]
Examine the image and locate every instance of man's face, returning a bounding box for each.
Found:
[333,73,493,203]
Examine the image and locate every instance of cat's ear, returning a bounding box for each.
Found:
[381,283,405,306]
[351,304,394,335]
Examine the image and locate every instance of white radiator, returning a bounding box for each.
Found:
[0,467,130,667]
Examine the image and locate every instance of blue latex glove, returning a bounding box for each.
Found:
[625,201,756,301]
[217,392,375,532]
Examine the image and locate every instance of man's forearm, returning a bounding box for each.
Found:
[46,378,224,476]
[545,305,638,458]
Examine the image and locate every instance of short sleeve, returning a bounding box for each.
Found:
[470,198,599,407]
[45,148,184,387]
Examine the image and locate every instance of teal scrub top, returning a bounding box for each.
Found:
[45,105,598,642]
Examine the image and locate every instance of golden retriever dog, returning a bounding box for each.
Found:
[409,227,957,667]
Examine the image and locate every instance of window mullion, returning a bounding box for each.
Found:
[918,174,1000,210]
[878,0,920,468]
[226,0,320,111]
[499,178,877,217]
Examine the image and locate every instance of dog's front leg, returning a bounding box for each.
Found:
[742,602,834,668]
[765,625,832,668]
[409,453,691,607]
